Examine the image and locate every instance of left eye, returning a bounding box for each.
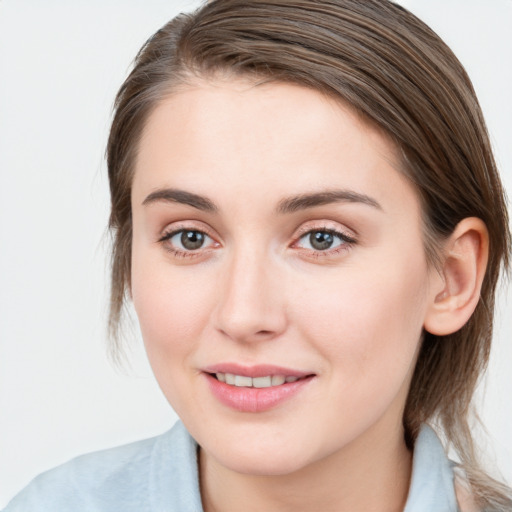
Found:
[296,230,349,251]
[164,229,214,251]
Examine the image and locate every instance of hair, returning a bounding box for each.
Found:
[106,0,511,508]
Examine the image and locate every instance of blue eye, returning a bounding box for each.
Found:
[296,229,352,251]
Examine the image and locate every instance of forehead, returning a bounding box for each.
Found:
[132,79,418,217]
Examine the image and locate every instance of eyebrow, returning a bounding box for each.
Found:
[142,187,382,213]
[276,190,382,213]
[142,188,218,212]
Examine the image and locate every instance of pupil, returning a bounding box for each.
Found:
[310,231,333,250]
[181,231,204,250]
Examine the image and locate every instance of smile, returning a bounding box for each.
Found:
[203,365,316,413]
[214,373,300,388]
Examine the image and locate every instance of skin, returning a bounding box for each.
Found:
[130,79,483,511]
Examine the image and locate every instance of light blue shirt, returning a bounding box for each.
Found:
[3,421,459,511]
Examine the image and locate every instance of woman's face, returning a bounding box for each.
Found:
[131,79,437,475]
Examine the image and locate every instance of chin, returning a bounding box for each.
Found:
[218,451,311,476]
[202,433,319,476]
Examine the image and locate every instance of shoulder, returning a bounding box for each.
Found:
[2,421,201,512]
[3,435,160,512]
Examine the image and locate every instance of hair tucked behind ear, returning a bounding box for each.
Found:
[107,1,511,507]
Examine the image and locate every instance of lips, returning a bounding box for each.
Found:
[202,364,315,412]
[203,363,312,379]
[215,373,300,388]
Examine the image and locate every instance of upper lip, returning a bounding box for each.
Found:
[202,363,313,378]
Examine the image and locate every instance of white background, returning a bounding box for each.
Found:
[0,0,510,507]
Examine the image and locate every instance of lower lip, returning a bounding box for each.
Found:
[204,373,314,413]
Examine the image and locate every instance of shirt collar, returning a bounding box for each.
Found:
[153,421,457,512]
[404,424,458,511]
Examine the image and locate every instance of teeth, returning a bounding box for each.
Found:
[234,375,252,387]
[215,373,302,388]
[253,376,271,388]
[271,375,286,386]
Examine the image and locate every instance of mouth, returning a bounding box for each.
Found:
[202,364,316,413]
[209,372,309,388]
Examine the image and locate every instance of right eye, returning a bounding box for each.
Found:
[159,228,217,256]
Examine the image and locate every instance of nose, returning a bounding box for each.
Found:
[213,247,288,343]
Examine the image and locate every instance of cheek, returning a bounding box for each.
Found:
[131,249,212,363]
[293,248,429,385]
[130,255,219,418]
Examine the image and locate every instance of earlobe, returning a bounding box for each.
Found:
[424,218,489,336]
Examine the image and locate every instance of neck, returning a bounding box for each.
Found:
[199,419,412,512]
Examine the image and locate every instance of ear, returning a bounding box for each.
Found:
[424,217,489,336]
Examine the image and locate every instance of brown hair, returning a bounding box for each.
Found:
[106,0,511,508]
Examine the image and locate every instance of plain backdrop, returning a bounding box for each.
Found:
[0,0,511,507]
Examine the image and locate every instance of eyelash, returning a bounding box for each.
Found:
[158,225,357,260]
[293,226,357,258]
[158,226,218,259]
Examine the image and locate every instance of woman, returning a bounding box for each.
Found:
[3,0,511,510]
